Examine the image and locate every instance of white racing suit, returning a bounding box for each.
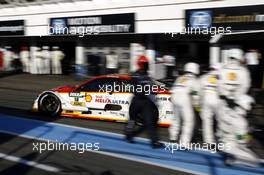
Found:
[42,50,51,74]
[34,51,44,74]
[169,73,200,145]
[200,70,219,144]
[218,61,260,166]
[51,50,64,74]
[3,50,13,71]
[20,50,30,73]
[30,48,43,74]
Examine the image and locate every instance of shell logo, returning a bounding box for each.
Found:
[179,78,187,84]
[208,76,217,84]
[227,72,237,81]
[85,94,92,102]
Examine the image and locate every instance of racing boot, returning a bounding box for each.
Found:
[125,120,135,143]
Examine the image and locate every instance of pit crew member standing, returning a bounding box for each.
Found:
[218,48,261,167]
[106,51,119,74]
[34,47,43,74]
[199,63,221,144]
[20,46,30,73]
[3,46,13,71]
[0,48,4,71]
[125,55,162,148]
[42,46,51,74]
[163,54,176,79]
[51,46,64,74]
[169,62,200,146]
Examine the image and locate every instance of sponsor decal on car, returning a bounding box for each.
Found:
[71,101,86,107]
[69,92,85,98]
[110,111,126,117]
[85,94,92,102]
[95,96,129,105]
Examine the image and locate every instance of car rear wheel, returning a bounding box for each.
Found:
[38,93,61,116]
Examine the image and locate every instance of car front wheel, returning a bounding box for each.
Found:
[38,93,62,116]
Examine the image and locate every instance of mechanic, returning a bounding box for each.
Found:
[125,55,163,148]
[199,63,221,144]
[34,47,44,74]
[169,62,200,146]
[20,46,30,73]
[3,46,14,71]
[163,53,176,79]
[0,47,4,71]
[51,46,65,74]
[30,47,37,74]
[42,46,51,74]
[106,50,119,74]
[218,48,261,167]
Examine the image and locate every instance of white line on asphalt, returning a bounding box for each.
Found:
[0,152,61,173]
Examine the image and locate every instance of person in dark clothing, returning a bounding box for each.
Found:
[125,55,163,148]
[245,49,262,88]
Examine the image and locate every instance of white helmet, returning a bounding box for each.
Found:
[184,62,200,75]
[228,48,244,61]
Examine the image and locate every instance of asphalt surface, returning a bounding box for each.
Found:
[0,133,183,175]
[0,73,264,175]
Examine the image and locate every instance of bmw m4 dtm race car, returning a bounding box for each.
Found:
[32,74,174,126]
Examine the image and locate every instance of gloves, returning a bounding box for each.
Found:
[194,106,201,112]
[236,134,253,143]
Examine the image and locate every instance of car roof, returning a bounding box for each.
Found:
[91,74,132,80]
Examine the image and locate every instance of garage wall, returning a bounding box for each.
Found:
[0,0,263,36]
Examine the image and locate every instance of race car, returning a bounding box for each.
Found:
[32,74,174,126]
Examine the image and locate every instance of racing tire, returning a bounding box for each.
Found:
[38,93,62,117]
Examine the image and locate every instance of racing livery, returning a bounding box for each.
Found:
[32,74,174,126]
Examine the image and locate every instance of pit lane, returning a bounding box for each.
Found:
[0,74,264,175]
[0,74,180,175]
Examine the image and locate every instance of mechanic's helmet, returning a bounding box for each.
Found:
[184,62,200,75]
[228,48,244,62]
[210,62,222,70]
[137,55,149,71]
[236,94,255,111]
[42,46,49,50]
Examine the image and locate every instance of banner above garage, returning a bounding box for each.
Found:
[185,4,264,31]
[49,13,135,36]
[0,20,24,36]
